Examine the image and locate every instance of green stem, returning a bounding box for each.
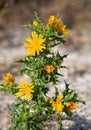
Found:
[58,114,62,130]
[54,84,59,98]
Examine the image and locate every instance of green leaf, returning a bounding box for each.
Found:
[0,84,4,91]
[34,11,42,24]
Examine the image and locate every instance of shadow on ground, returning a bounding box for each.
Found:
[62,115,91,130]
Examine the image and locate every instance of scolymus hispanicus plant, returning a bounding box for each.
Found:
[0,12,85,130]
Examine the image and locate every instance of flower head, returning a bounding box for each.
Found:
[3,73,14,86]
[45,64,55,74]
[33,20,38,26]
[24,31,46,56]
[50,96,64,113]
[67,102,78,110]
[48,15,57,25]
[15,79,34,100]
[57,21,70,35]
[48,15,70,35]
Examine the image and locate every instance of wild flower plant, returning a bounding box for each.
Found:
[0,12,85,130]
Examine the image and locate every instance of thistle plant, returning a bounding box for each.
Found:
[0,12,85,130]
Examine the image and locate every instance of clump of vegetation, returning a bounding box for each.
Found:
[0,12,84,130]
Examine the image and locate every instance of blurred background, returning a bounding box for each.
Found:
[0,0,91,129]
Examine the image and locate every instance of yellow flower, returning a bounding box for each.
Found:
[45,64,55,74]
[24,31,46,56]
[48,15,70,35]
[3,73,14,86]
[33,20,38,26]
[67,102,78,110]
[48,15,57,25]
[50,96,64,113]
[15,79,34,100]
[57,22,70,35]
